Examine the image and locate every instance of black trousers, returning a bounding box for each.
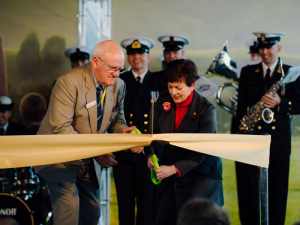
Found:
[113,161,154,225]
[236,154,290,225]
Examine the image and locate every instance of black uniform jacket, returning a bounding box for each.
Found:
[5,121,26,135]
[153,91,223,206]
[237,62,300,154]
[115,70,165,162]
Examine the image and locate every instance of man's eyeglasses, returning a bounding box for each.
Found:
[97,57,126,74]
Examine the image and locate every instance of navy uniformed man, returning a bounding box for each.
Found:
[113,37,165,225]
[236,32,300,225]
[64,45,92,68]
[157,34,189,71]
[245,38,261,62]
[0,96,26,136]
[154,35,218,97]
[153,35,189,90]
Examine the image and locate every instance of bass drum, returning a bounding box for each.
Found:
[0,193,34,225]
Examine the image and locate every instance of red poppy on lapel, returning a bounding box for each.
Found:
[163,102,171,111]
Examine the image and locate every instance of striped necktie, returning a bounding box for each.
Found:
[96,86,104,133]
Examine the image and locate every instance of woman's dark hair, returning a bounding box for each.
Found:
[165,59,198,87]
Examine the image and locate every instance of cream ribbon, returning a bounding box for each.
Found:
[0,133,270,169]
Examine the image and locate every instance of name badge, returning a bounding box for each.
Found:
[86,100,96,109]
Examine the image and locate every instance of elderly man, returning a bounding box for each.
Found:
[35,40,141,225]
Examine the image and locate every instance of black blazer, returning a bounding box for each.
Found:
[154,91,222,179]
[114,70,165,162]
[153,91,224,207]
[237,62,300,154]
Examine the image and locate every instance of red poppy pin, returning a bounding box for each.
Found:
[163,102,171,111]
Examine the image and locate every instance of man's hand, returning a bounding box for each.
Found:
[122,126,144,154]
[262,93,281,108]
[122,126,137,134]
[94,153,117,168]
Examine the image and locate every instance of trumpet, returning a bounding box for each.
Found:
[239,57,285,134]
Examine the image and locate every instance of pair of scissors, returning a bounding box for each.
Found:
[149,99,161,185]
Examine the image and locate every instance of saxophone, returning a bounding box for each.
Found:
[239,57,285,134]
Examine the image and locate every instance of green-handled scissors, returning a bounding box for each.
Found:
[149,99,161,185]
[130,126,161,185]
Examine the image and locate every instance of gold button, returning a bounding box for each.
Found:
[144,114,148,118]
[130,114,133,118]
[193,112,196,115]
[144,121,148,125]
[258,126,261,130]
[272,126,276,130]
[288,101,292,105]
[287,113,290,115]
[273,119,276,122]
[289,108,291,110]
[144,129,147,133]
[129,121,133,125]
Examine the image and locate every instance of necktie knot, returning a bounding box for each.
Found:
[136,76,141,84]
[96,86,103,94]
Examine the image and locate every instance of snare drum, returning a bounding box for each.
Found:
[0,193,34,225]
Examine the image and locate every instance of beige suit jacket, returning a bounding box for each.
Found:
[35,63,127,184]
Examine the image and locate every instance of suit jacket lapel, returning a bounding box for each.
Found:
[84,63,97,134]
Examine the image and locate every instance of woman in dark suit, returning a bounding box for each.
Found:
[147,59,223,225]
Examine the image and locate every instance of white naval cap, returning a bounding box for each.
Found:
[253,31,285,48]
[158,35,190,51]
[245,38,259,54]
[64,45,92,61]
[121,36,155,54]
[0,96,13,111]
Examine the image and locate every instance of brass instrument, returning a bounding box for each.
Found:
[239,57,285,134]
[215,82,238,116]
[205,40,239,116]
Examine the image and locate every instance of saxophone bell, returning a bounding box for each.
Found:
[261,108,274,124]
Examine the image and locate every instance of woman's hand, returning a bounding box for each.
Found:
[155,165,177,180]
[147,155,157,170]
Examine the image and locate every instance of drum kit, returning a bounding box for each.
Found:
[0,167,53,225]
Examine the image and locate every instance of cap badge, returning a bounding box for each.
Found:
[261,34,265,42]
[131,40,141,49]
